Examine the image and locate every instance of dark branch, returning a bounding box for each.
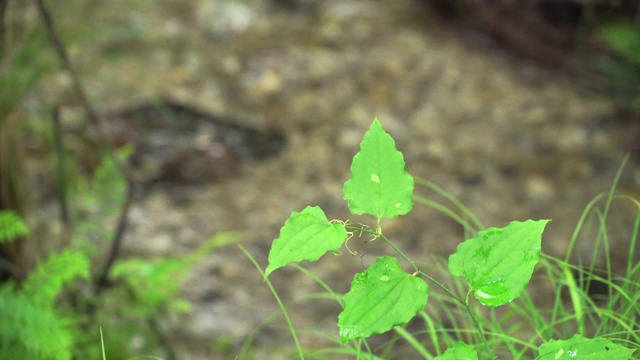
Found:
[35,0,136,293]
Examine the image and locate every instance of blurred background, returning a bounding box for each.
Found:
[1,0,639,358]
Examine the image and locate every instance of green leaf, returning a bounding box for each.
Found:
[538,335,635,359]
[338,256,428,343]
[266,206,347,277]
[343,118,414,228]
[435,342,478,360]
[448,219,549,307]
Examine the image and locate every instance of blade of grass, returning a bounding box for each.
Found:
[393,325,433,359]
[414,194,478,237]
[291,263,343,307]
[100,327,106,360]
[238,244,305,360]
[614,194,640,278]
[562,264,585,335]
[595,156,629,300]
[419,311,442,355]
[415,177,484,231]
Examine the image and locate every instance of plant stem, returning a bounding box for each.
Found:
[378,232,420,273]
[238,244,305,360]
[360,225,494,357]
[51,108,72,248]
[417,271,464,305]
[464,303,493,358]
[35,0,101,129]
[36,0,137,292]
[417,271,492,356]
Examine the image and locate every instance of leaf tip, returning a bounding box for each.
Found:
[370,116,385,130]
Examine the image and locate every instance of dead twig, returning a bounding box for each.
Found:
[34,0,102,128]
[34,0,134,294]
[95,183,134,293]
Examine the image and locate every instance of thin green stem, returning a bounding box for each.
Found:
[345,225,420,273]
[351,225,493,357]
[417,271,464,305]
[378,232,420,273]
[347,228,463,303]
[417,270,492,357]
[464,304,492,358]
[238,244,305,360]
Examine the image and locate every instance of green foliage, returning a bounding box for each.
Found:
[2,4,232,358]
[448,220,549,307]
[596,22,640,112]
[265,206,347,277]
[260,117,639,359]
[338,256,428,343]
[112,232,237,313]
[537,334,635,359]
[343,117,414,231]
[82,234,236,359]
[599,23,640,66]
[0,24,55,121]
[0,210,29,244]
[0,147,234,359]
[22,250,89,306]
[0,284,74,360]
[435,341,478,360]
[0,225,88,360]
[71,155,235,358]
[73,147,129,256]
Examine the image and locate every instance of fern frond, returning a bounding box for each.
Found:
[22,250,90,306]
[0,285,74,360]
[111,232,237,312]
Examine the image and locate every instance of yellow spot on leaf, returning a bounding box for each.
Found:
[370,174,380,183]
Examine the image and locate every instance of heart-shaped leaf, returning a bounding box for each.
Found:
[343,118,414,227]
[266,206,347,277]
[448,219,549,307]
[338,256,428,343]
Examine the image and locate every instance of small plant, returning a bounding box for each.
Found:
[0,210,88,359]
[252,118,639,359]
[0,152,235,359]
